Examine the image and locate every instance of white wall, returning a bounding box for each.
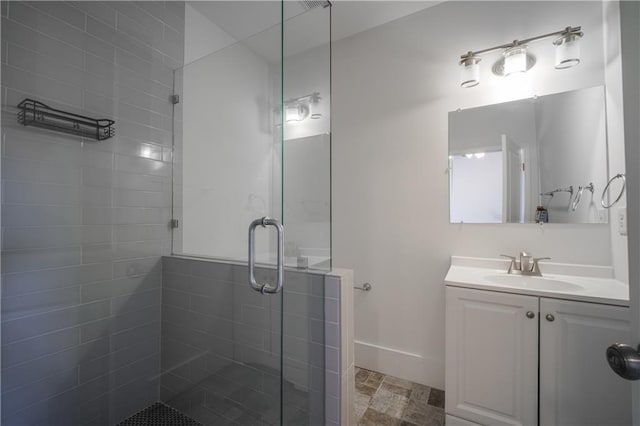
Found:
[536,87,607,223]
[180,7,278,262]
[332,0,626,388]
[184,4,236,64]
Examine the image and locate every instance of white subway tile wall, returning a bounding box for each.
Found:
[1,1,184,424]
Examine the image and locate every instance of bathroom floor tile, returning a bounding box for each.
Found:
[356,382,379,397]
[355,368,370,384]
[380,382,411,398]
[364,371,385,388]
[410,382,432,403]
[402,405,445,426]
[427,388,445,409]
[354,367,445,426]
[382,375,413,390]
[359,408,401,426]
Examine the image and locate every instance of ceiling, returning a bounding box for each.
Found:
[189,1,440,44]
[331,1,440,41]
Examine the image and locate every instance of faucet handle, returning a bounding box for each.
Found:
[500,254,517,273]
[531,257,551,276]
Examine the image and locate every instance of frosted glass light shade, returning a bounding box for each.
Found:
[285,105,301,122]
[503,45,528,76]
[460,55,481,88]
[554,33,581,69]
[285,103,311,122]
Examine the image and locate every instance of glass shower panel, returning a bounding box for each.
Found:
[281,3,332,273]
[173,24,283,266]
[281,3,331,425]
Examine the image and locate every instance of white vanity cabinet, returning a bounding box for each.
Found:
[446,286,631,426]
[539,298,631,426]
[446,287,539,426]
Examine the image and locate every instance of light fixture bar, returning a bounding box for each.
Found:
[460,26,582,59]
[458,25,583,88]
[284,92,321,106]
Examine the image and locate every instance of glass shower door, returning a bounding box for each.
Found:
[167,2,331,425]
[167,2,286,424]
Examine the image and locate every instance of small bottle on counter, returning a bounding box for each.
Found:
[535,205,549,223]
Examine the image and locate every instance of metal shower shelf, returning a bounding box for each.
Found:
[17,99,115,141]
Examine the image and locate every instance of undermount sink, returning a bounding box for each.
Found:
[484,274,584,292]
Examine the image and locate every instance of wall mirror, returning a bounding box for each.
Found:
[448,86,608,224]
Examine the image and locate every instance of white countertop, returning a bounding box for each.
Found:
[445,256,630,307]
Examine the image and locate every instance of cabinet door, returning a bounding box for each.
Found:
[446,286,539,426]
[540,298,631,426]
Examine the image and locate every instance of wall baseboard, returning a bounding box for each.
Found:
[354,340,444,389]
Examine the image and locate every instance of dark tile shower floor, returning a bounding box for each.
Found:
[118,403,202,426]
[119,367,445,426]
[139,362,315,426]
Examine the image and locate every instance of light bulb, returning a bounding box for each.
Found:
[474,152,485,159]
[503,45,528,76]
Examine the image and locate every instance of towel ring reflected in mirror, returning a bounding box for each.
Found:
[601,173,626,209]
[571,182,594,211]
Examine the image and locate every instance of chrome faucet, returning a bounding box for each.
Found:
[500,252,551,276]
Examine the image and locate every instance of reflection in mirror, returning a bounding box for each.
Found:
[449,86,608,224]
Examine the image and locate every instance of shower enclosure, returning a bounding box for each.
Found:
[0,1,332,425]
[166,1,332,425]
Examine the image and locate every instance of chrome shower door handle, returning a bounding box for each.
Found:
[248,217,284,294]
[248,218,262,293]
[264,217,284,294]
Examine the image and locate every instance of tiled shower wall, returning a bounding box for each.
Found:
[0,2,184,424]
[160,256,346,425]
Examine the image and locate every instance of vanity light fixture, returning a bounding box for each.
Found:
[459,26,583,88]
[285,104,309,122]
[277,92,322,124]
